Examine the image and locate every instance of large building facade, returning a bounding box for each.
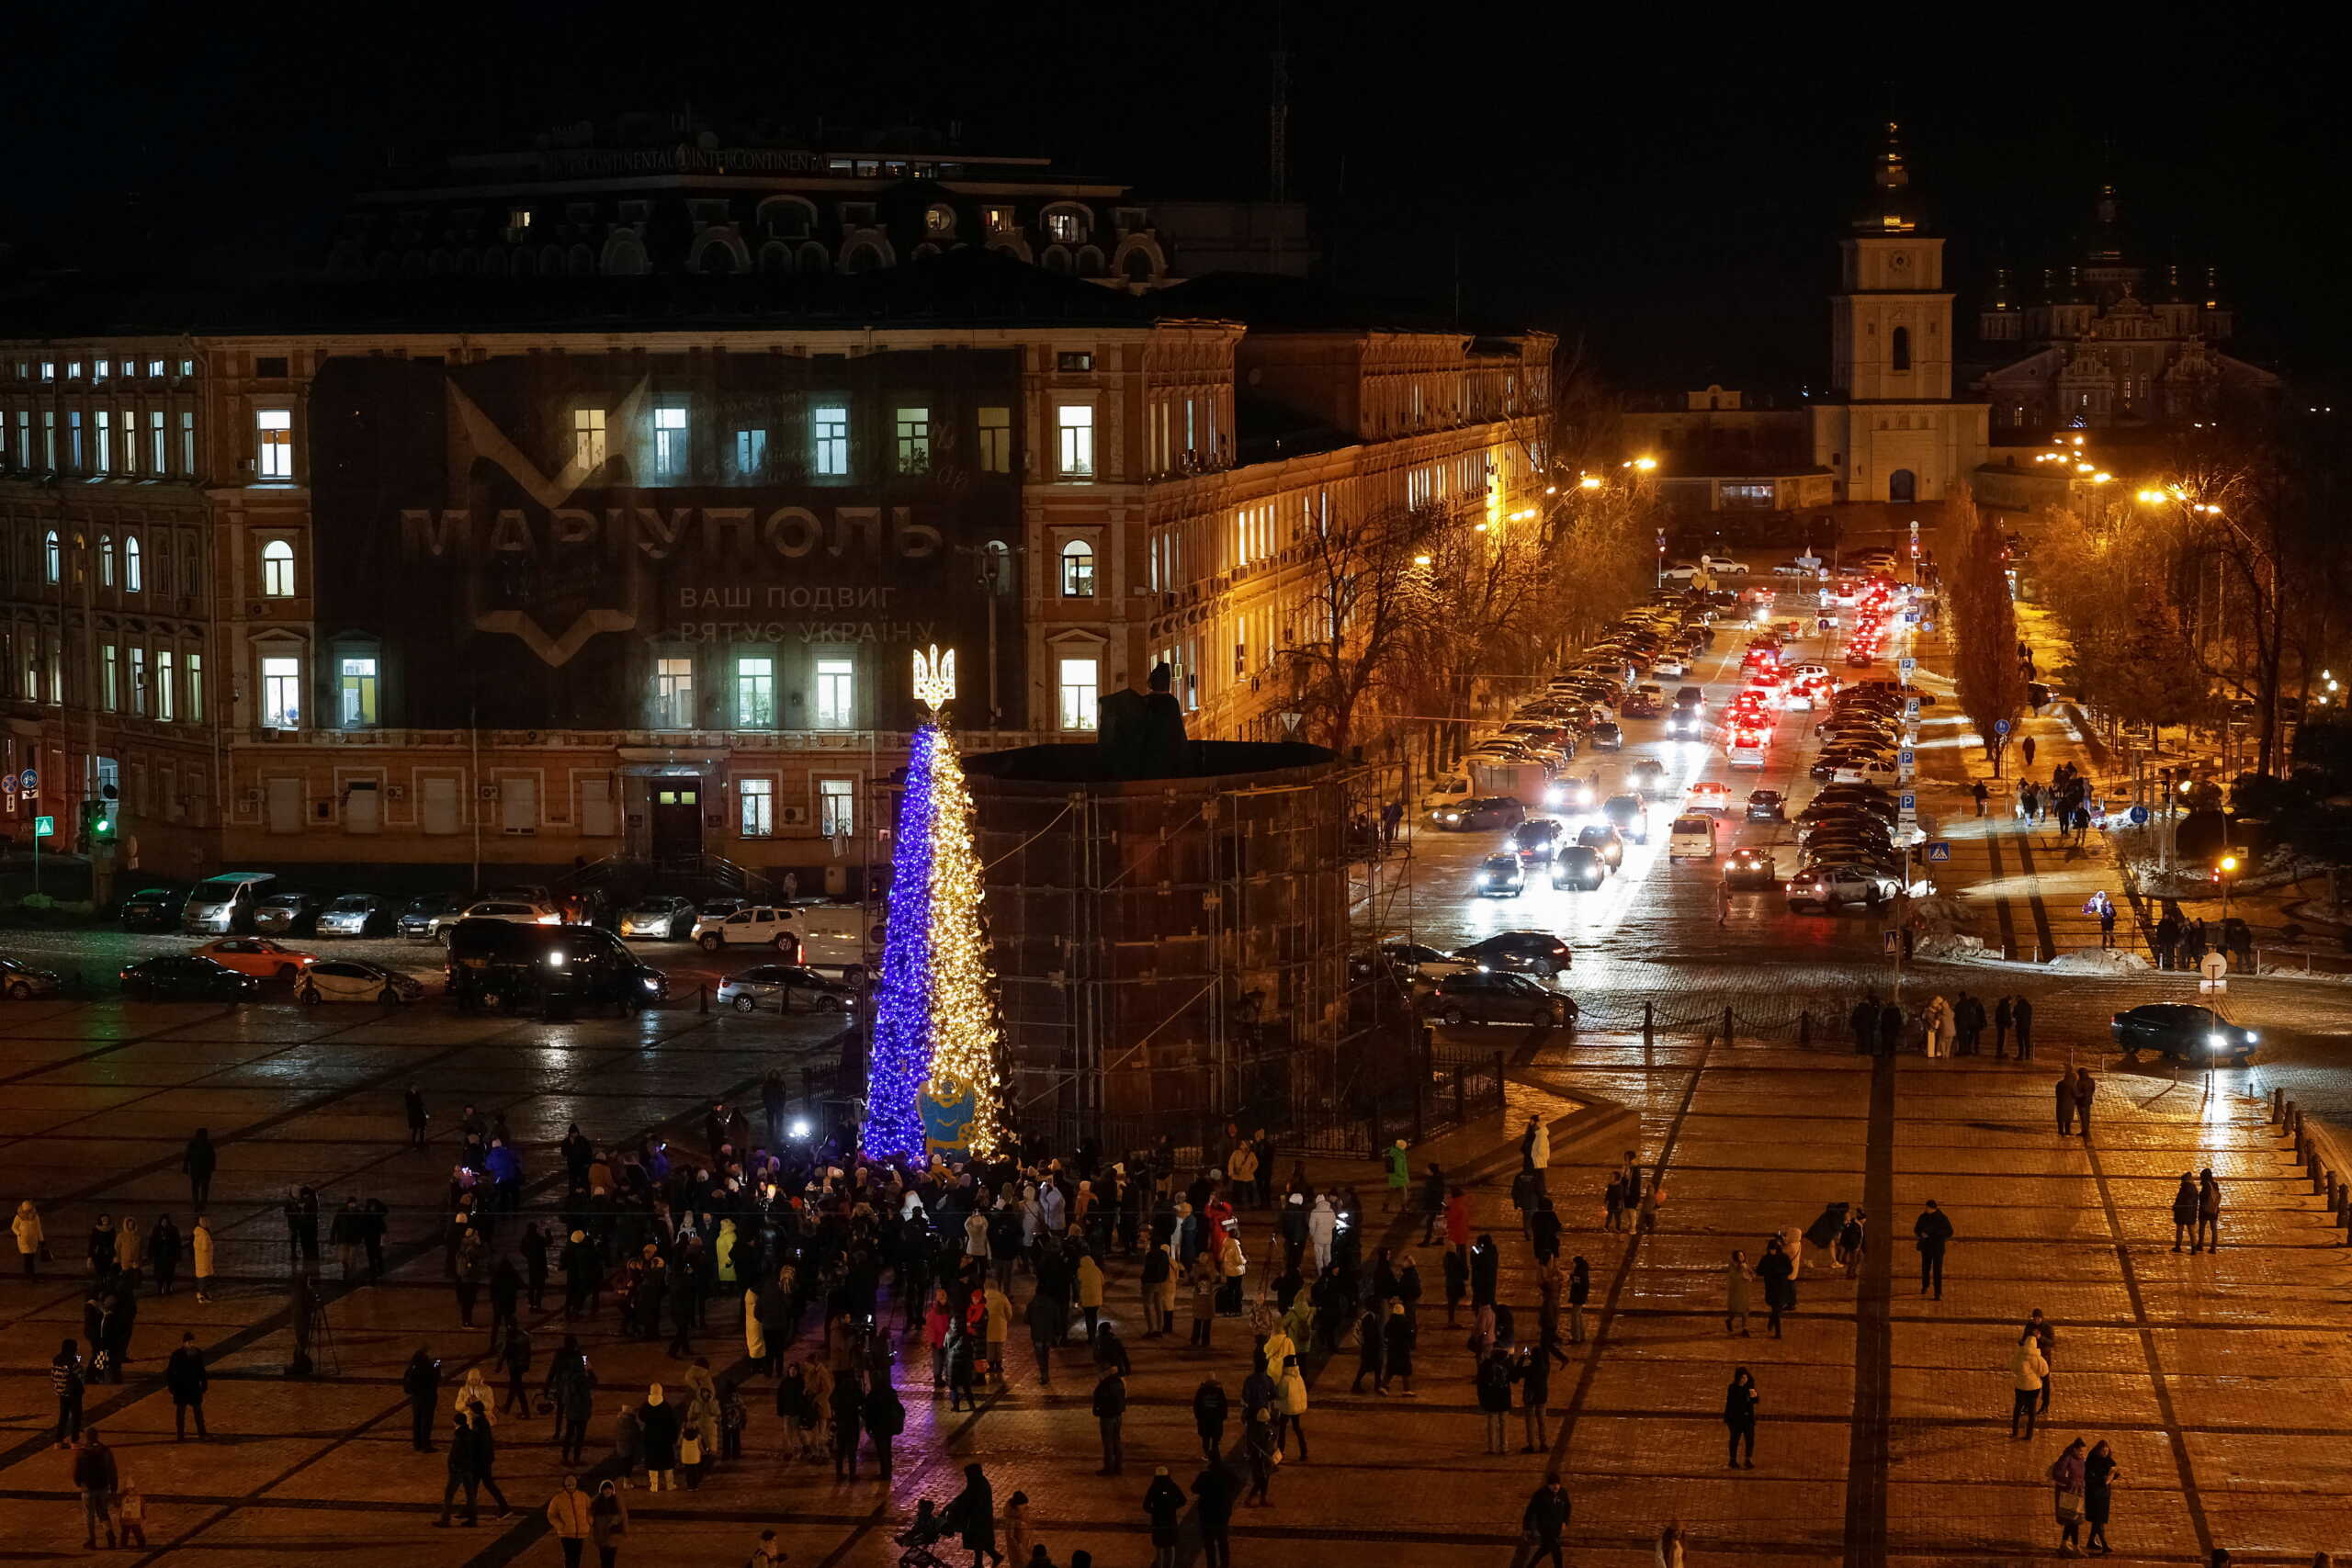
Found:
[0,269,1547,886]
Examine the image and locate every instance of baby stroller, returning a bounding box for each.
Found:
[895,1501,954,1568]
[1802,1201,1849,1261]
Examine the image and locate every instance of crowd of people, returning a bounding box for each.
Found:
[1847,988,2035,1057]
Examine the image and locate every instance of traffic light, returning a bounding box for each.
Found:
[82,799,115,843]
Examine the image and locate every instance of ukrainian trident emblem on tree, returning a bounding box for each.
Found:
[862,645,1008,1163]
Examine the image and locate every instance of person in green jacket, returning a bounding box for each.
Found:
[1383,1140,1410,1212]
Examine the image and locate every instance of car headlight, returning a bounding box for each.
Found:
[643,977,661,991]
[2207,1032,2227,1050]
[2245,1031,2258,1043]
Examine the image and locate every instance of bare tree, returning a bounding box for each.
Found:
[1946,492,2028,774]
[1279,499,1435,758]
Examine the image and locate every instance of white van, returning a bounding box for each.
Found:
[182,872,278,934]
[1419,772,1474,817]
[1667,816,1718,862]
[787,903,882,978]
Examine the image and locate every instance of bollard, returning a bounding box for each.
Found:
[2333,1179,2347,1220]
[2312,1155,2329,1197]
[2274,1086,2288,1124]
[1724,1006,1736,1047]
[1643,1000,1655,1047]
[2287,1101,2301,1138]
[1799,1009,1813,1047]
[698,983,710,1015]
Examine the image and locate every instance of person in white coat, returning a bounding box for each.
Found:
[1524,1116,1551,1172]
[1306,1196,1337,1272]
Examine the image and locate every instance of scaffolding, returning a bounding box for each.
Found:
[948,740,1408,1160]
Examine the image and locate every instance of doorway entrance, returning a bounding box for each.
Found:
[650,785,702,860]
[1888,468,1917,503]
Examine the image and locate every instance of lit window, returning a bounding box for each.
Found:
[983,205,1014,233]
[67,362,82,380]
[101,646,119,712]
[261,654,301,729]
[255,409,293,478]
[813,658,854,728]
[738,777,775,837]
[339,656,379,727]
[95,359,109,381]
[978,407,1012,474]
[924,205,956,235]
[508,206,532,231]
[156,649,175,721]
[148,412,164,472]
[180,412,195,473]
[124,536,142,592]
[130,647,147,716]
[894,406,931,473]
[42,411,55,470]
[40,361,54,382]
[68,412,82,471]
[573,407,606,468]
[1056,404,1095,478]
[654,656,695,727]
[96,412,111,473]
[818,777,855,838]
[652,406,688,478]
[118,410,135,474]
[734,656,775,728]
[812,404,849,477]
[733,427,767,476]
[1060,538,1096,597]
[178,359,194,378]
[260,539,296,597]
[187,653,203,721]
[146,359,164,379]
[98,535,115,588]
[43,530,59,584]
[1045,209,1085,243]
[1058,657,1100,730]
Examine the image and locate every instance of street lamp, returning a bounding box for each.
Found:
[2214,853,2240,919]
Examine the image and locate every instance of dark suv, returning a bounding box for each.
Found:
[1454,930,1573,977]
[1420,972,1576,1028]
[447,920,667,1017]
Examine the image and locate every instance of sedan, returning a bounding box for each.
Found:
[1428,797,1526,832]
[718,964,861,1014]
[1575,823,1626,869]
[1746,790,1787,822]
[192,938,316,981]
[397,894,470,942]
[1370,943,1480,983]
[445,900,564,943]
[297,960,425,1006]
[1455,931,1574,976]
[1549,844,1608,890]
[619,896,699,941]
[1510,818,1566,863]
[1602,794,1651,842]
[1784,863,1902,911]
[2111,1004,2257,1064]
[316,893,395,938]
[1589,721,1623,751]
[1419,971,1577,1028]
[1622,689,1664,718]
[1723,847,1780,889]
[2,954,62,1000]
[119,886,187,931]
[121,955,258,1002]
[253,892,323,936]
[1475,853,1527,897]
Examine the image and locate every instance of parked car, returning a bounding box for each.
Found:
[316,893,395,938]
[718,964,861,1014]
[1419,971,1577,1028]
[2110,1004,2257,1064]
[1722,847,1779,889]
[1783,863,1902,912]
[297,959,425,1006]
[1475,852,1527,897]
[397,893,470,942]
[1355,943,1479,984]
[1,954,62,1000]
[119,886,188,931]
[1549,844,1608,891]
[693,904,803,953]
[619,896,699,941]
[1427,796,1527,832]
[181,871,278,934]
[120,954,258,1002]
[1454,930,1573,976]
[1589,721,1623,751]
[252,891,323,936]
[441,900,564,944]
[192,938,317,982]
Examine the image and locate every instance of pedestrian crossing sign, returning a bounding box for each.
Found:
[1925,840,1951,862]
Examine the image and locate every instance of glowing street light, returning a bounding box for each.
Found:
[1634,456,1657,471]
[1578,476,1603,491]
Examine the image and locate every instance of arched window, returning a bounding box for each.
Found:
[1043,246,1071,275]
[797,242,831,274]
[124,536,142,592]
[261,538,296,598]
[44,530,60,584]
[98,535,115,588]
[759,242,793,276]
[1122,248,1154,284]
[843,243,885,275]
[1059,538,1096,598]
[1077,246,1105,278]
[1891,326,1911,372]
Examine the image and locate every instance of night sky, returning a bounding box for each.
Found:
[7,8,2342,388]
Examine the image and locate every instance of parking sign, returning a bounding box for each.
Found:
[1899,658,1917,677]
[1905,697,1921,717]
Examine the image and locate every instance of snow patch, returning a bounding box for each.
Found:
[1911,933,1986,961]
[2047,947,2154,975]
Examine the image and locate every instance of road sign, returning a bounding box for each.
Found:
[1994,719,2011,736]
[2129,805,2151,826]
[1905,698,1921,717]
[17,768,35,793]
[1926,840,1952,863]
[1898,748,1917,771]
[1883,931,1901,953]
[1,775,13,796]
[1921,619,1936,633]
[2199,953,2228,983]
[1904,610,1921,624]
[1899,657,1917,677]
[32,814,54,838]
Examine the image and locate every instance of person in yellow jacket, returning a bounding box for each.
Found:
[190,1217,216,1303]
[982,1281,1012,1386]
[714,1218,738,1288]
[1075,1252,1106,1338]
[544,1475,593,1567]
[1227,1141,1261,1210]
[13,1200,44,1278]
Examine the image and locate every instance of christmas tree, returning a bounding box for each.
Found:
[862,648,1008,1164]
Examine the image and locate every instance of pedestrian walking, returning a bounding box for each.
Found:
[1850,994,1879,1055]
[2008,1332,2049,1438]
[1382,1298,1417,1394]
[1724,1248,1753,1336]
[944,1461,1004,1568]
[2074,1066,2098,1140]
[1723,1367,1758,1467]
[639,1384,679,1491]
[589,1480,628,1567]
[182,1128,216,1210]
[51,1338,85,1449]
[1514,1344,1552,1451]
[1521,1473,1571,1568]
[434,1416,480,1527]
[1144,1466,1185,1568]
[2027,1309,2058,1415]
[2084,1438,2119,1555]
[1913,1200,1952,1299]
[1192,1371,1227,1461]
[1476,1345,1514,1454]
[2170,1172,2200,1251]
[401,1348,442,1450]
[14,1198,45,1277]
[1093,1362,1127,1474]
[1194,1458,1241,1566]
[1757,1237,1795,1337]
[1384,1138,1410,1212]
[2015,995,2036,1060]
[2197,1168,2222,1251]
[2050,1436,2088,1555]
[546,1476,593,1568]
[2055,1070,2077,1135]
[1567,1256,1590,1344]
[166,1332,209,1439]
[1657,1520,1689,1568]
[73,1429,119,1549]
[405,1084,430,1148]
[1994,995,2013,1058]
[1838,1208,1867,1279]
[1973,780,1989,817]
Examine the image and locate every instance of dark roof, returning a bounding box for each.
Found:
[1149,271,1532,338]
[0,246,1156,339]
[967,739,1336,785]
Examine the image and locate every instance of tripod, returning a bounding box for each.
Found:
[288,1273,339,1377]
